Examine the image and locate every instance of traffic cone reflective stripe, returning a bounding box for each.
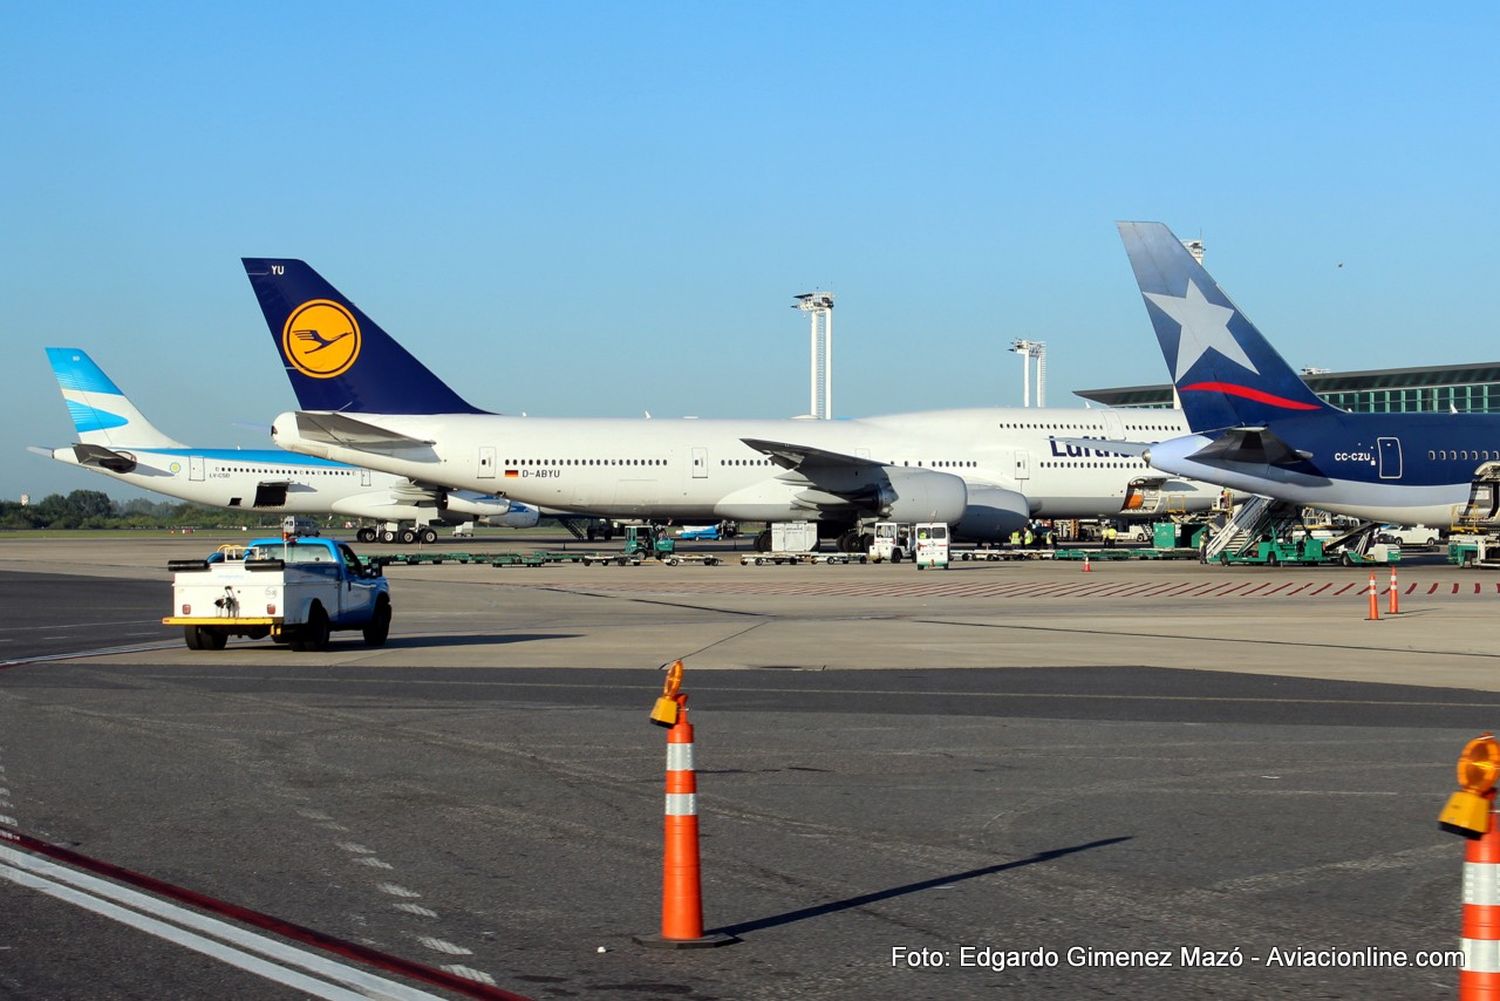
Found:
[1389,565,1400,615]
[1366,572,1380,620]
[1462,797,1500,998]
[1082,555,1091,573]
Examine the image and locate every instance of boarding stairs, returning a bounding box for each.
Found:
[1203,496,1296,561]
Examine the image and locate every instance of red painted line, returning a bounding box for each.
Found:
[1179,381,1323,410]
[1405,583,1418,595]
[1454,583,1462,594]
[1428,583,1440,595]
[1310,583,1331,596]
[1478,582,1484,595]
[1241,582,1270,596]
[1285,583,1309,596]
[0,825,532,1001]
[1333,583,1356,596]
[1262,582,1290,596]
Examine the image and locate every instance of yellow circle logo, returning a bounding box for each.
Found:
[282,299,361,379]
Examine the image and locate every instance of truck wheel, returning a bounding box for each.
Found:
[204,628,227,650]
[891,549,903,564]
[1265,552,1280,567]
[294,606,331,652]
[363,598,391,647]
[184,626,204,650]
[419,528,438,545]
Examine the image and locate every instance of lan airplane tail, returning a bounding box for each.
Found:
[241,258,485,415]
[1117,221,1334,432]
[45,347,184,448]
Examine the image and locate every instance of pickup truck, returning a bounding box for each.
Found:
[162,537,391,651]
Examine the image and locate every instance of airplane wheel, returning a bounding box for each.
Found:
[400,528,418,545]
[357,528,375,543]
[380,529,397,544]
[419,528,438,545]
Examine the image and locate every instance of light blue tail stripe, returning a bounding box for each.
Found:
[65,400,127,433]
[46,347,123,396]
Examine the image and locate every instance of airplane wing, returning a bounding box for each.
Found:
[739,438,881,471]
[289,411,435,450]
[1186,426,1311,467]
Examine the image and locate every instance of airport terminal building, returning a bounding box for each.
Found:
[1078,362,1500,414]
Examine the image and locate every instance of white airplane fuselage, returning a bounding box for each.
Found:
[42,447,538,527]
[271,406,1212,532]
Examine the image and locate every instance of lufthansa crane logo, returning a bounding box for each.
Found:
[282,299,361,379]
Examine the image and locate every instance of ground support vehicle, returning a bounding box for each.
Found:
[623,525,676,560]
[661,554,723,566]
[868,522,913,563]
[741,552,868,566]
[163,536,390,651]
[914,523,950,570]
[1219,538,1400,567]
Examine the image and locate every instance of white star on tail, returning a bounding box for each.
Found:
[1144,278,1258,381]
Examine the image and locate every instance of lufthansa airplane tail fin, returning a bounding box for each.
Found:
[241,259,486,415]
[1117,222,1333,431]
[45,348,185,449]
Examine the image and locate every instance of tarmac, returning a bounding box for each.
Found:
[1,534,1497,999]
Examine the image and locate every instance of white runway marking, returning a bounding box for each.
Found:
[417,936,473,956]
[378,883,422,898]
[0,844,447,1001]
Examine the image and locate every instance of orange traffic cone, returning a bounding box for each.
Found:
[635,691,736,949]
[1461,793,1500,999]
[1389,564,1400,615]
[1082,554,1092,573]
[1366,571,1380,621]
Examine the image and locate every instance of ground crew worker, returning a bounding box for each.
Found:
[1023,528,1034,547]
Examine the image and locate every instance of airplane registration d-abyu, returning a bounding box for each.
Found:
[243,258,1222,550]
[1118,221,1494,527]
[31,347,539,543]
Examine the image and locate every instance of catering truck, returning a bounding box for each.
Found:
[163,534,391,651]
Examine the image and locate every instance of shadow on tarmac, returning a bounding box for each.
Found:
[711,835,1132,937]
[369,632,582,650]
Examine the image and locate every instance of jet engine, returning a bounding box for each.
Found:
[953,485,1031,541]
[875,467,968,524]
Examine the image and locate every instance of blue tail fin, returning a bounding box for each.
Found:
[1117,222,1332,431]
[45,347,184,448]
[242,259,485,414]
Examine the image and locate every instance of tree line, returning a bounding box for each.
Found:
[0,491,301,531]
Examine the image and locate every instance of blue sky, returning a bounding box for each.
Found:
[4,3,1497,500]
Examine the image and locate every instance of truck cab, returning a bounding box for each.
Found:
[868,522,912,563]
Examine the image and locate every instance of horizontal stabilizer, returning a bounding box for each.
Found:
[740,438,880,471]
[291,412,435,450]
[1186,427,1311,467]
[71,443,138,473]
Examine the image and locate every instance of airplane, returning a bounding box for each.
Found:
[1118,220,1491,526]
[242,258,1223,550]
[30,347,541,542]
[675,524,727,540]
